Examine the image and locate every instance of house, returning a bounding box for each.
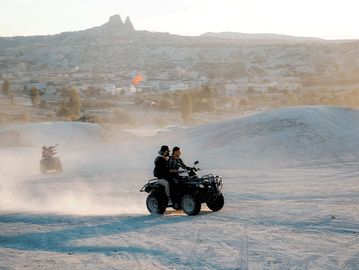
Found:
[140,81,161,91]
[278,83,301,91]
[103,84,116,95]
[249,83,269,93]
[169,82,189,91]
[270,81,302,92]
[234,78,249,96]
[224,78,250,96]
[225,84,239,96]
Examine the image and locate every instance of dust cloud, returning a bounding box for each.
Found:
[0,123,154,216]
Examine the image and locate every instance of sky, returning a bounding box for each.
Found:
[0,0,358,39]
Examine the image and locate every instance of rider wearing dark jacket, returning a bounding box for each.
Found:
[167,146,191,180]
[153,155,168,179]
[153,145,173,202]
[153,145,170,179]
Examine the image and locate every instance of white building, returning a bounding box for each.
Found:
[235,78,249,96]
[249,83,269,93]
[225,84,239,96]
[169,82,189,91]
[103,84,116,94]
[278,83,301,91]
[270,81,302,92]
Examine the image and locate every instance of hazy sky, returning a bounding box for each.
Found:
[0,0,358,39]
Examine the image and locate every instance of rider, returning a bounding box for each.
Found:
[49,145,57,156]
[41,145,57,159]
[42,146,52,159]
[167,146,192,182]
[42,146,47,158]
[153,145,172,202]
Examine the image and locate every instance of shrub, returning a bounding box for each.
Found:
[30,87,39,106]
[69,88,81,117]
[158,98,172,111]
[77,114,98,123]
[2,80,10,95]
[180,91,192,123]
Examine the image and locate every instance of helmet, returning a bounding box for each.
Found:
[158,145,170,155]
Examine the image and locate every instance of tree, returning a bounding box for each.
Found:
[246,87,255,95]
[69,88,81,117]
[134,95,144,106]
[57,88,81,119]
[158,98,171,111]
[30,87,39,106]
[2,80,10,95]
[57,101,71,117]
[180,91,192,123]
[201,85,212,99]
[85,86,98,97]
[199,85,214,111]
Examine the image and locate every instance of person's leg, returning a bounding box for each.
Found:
[168,178,178,203]
[157,179,170,198]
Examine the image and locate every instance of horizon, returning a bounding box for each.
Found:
[0,0,358,40]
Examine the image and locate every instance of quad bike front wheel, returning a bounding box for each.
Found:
[146,192,167,214]
[206,194,224,212]
[55,159,63,172]
[181,194,201,216]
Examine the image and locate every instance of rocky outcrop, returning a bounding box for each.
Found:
[100,14,135,32]
[124,16,135,32]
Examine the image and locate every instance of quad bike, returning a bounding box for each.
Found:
[40,145,63,174]
[140,161,224,216]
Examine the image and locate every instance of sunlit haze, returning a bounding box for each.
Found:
[0,0,358,39]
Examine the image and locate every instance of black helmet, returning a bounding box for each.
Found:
[158,145,170,155]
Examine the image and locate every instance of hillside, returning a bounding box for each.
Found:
[177,106,359,167]
[201,32,322,42]
[0,15,358,82]
[2,106,359,167]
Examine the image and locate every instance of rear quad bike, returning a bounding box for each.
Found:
[40,144,63,174]
[40,156,63,174]
[40,157,62,174]
[140,161,224,216]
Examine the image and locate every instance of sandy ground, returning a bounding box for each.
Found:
[0,106,358,269]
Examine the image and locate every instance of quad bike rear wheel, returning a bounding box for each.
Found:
[40,162,47,174]
[146,192,167,214]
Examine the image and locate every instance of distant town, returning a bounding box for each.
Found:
[1,15,359,126]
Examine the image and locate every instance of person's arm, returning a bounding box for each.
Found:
[178,158,191,170]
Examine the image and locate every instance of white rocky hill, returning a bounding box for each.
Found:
[177,106,359,168]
